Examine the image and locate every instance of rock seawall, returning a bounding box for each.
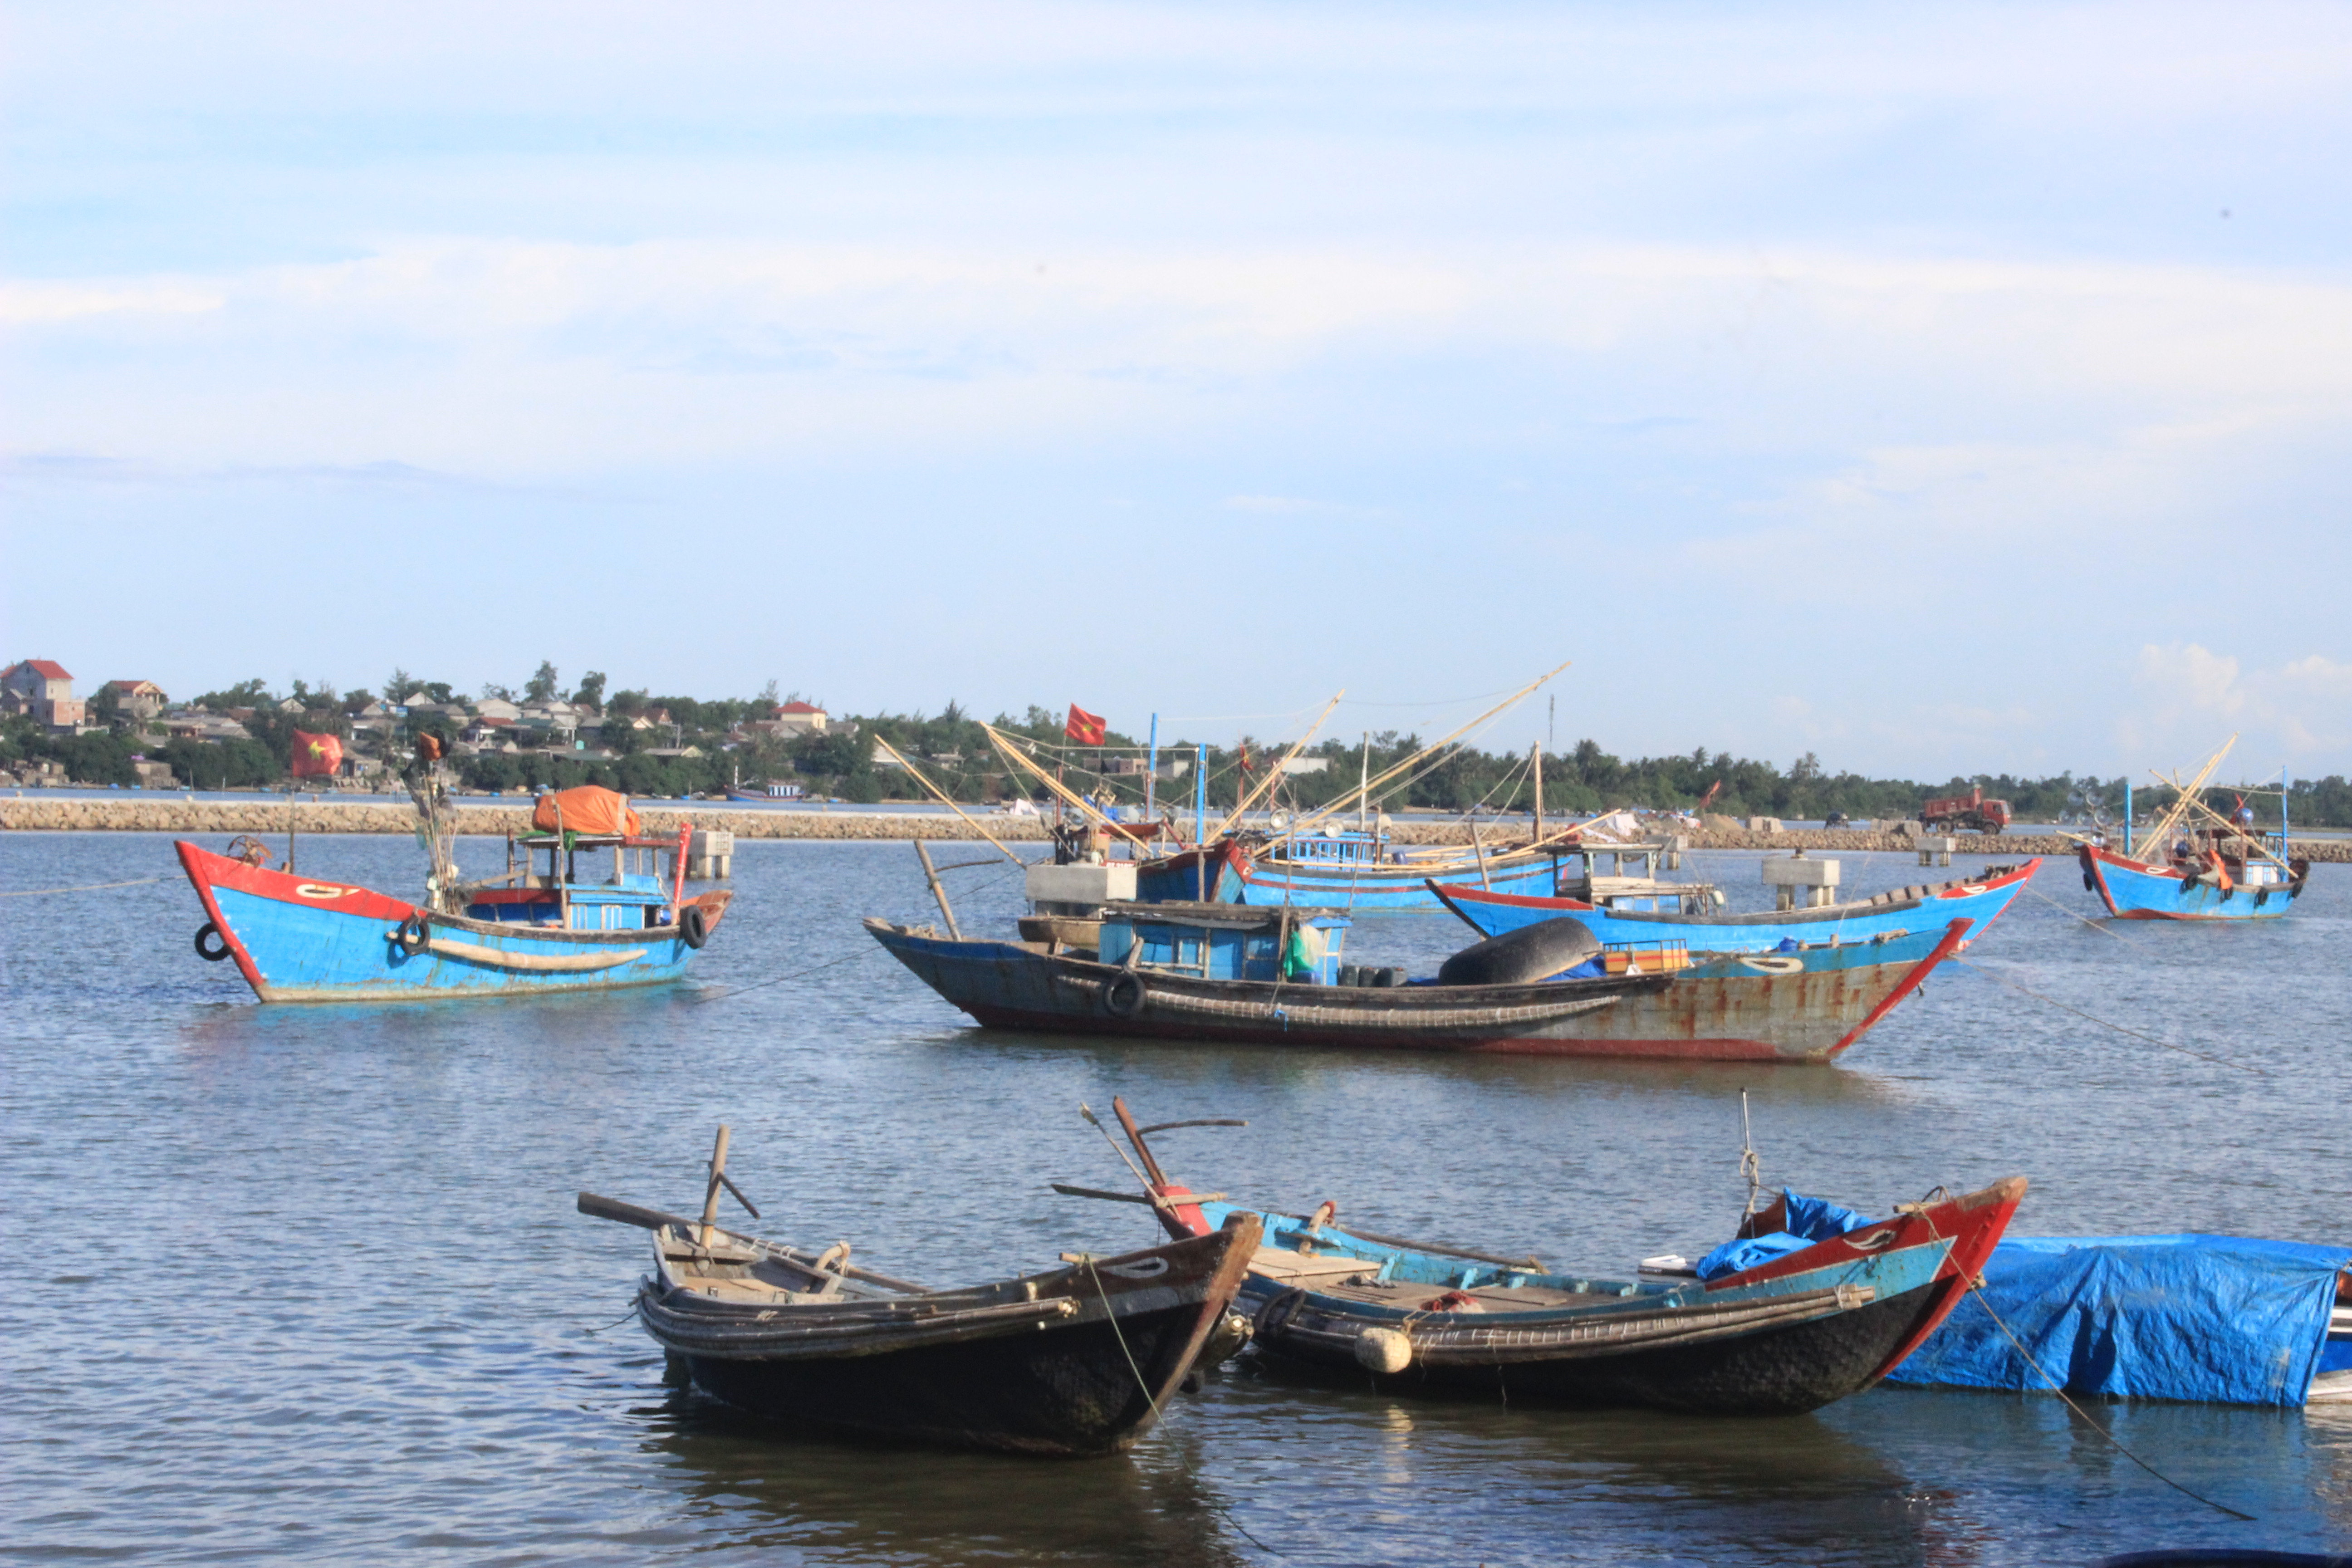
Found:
[6,796,2347,861]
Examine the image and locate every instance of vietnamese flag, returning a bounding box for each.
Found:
[290,729,344,778]
[1064,704,1107,746]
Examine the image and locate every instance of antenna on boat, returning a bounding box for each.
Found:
[1740,1091,1764,1214]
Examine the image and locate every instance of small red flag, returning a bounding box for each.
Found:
[1238,742,1254,774]
[1064,704,1107,746]
[290,729,343,778]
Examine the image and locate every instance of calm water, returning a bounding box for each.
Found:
[4,832,2349,1566]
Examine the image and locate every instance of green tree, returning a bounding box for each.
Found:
[572,671,607,709]
[526,661,560,703]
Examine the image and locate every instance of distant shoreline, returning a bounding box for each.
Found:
[8,795,2348,861]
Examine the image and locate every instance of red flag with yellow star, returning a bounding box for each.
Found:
[290,729,343,778]
[1063,704,1107,746]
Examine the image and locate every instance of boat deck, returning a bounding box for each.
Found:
[1246,1244,1637,1313]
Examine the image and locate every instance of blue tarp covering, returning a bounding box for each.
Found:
[1886,1234,2352,1407]
[1695,1190,1873,1281]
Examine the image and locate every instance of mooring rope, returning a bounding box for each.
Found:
[1912,1209,2256,1522]
[688,946,883,1005]
[2025,885,2149,946]
[0,875,172,898]
[1968,1280,2257,1521]
[1952,958,2268,1077]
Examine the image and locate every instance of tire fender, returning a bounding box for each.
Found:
[679,903,710,950]
[1104,971,1146,1018]
[194,921,231,962]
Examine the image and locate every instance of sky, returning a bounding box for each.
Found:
[4,1,2349,783]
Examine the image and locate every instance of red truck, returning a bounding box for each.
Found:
[1921,786,2010,834]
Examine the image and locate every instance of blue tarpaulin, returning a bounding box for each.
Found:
[1695,1190,1873,1281]
[1886,1234,2352,1406]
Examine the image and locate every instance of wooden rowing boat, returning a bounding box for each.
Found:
[580,1129,1261,1456]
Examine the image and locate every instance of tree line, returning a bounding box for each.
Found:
[10,676,2349,828]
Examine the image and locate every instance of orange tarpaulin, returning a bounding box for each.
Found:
[531,786,643,838]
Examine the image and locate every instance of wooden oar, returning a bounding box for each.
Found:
[575,1190,931,1294]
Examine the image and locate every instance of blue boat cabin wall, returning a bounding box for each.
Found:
[1099,913,1350,983]
[1271,830,1391,867]
[465,837,674,931]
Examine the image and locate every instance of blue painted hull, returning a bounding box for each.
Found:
[1436,860,2038,953]
[865,914,1971,1061]
[179,841,715,1003]
[1172,1176,2024,1414]
[2079,845,2306,920]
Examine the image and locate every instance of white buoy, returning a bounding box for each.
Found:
[1354,1326,1413,1374]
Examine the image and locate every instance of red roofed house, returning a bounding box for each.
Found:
[2,660,86,732]
[103,680,169,720]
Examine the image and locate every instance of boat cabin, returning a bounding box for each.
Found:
[1096,900,1350,984]
[1555,843,1724,914]
[1263,828,1394,868]
[465,833,678,931]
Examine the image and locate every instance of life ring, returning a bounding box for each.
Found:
[394,915,431,955]
[1736,955,1805,976]
[1104,972,1147,1018]
[679,904,710,950]
[194,921,230,962]
[1254,1286,1309,1343]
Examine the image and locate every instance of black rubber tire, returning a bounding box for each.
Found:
[1104,971,1146,1018]
[680,904,709,950]
[395,915,431,955]
[2082,869,2097,893]
[194,921,230,962]
[1437,918,1602,987]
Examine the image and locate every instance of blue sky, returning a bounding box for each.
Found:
[5,2,2349,780]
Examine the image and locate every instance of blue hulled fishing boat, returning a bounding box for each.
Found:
[177,784,729,1003]
[1435,858,2038,953]
[1067,1101,2026,1416]
[2075,736,2309,920]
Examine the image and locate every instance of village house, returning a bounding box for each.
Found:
[103,680,169,720]
[745,700,830,741]
[2,659,88,732]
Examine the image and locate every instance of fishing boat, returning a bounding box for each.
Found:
[177,783,730,1002]
[2075,737,2310,920]
[866,897,1971,1062]
[1065,1101,2024,1416]
[1435,857,2038,953]
[580,1128,1260,1456]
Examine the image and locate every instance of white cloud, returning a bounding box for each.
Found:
[2122,643,2352,765]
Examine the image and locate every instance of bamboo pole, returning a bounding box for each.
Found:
[914,841,963,940]
[700,1124,731,1247]
[1210,691,1344,841]
[1285,660,1572,839]
[2138,735,2238,860]
[981,725,1129,834]
[869,733,1024,864]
